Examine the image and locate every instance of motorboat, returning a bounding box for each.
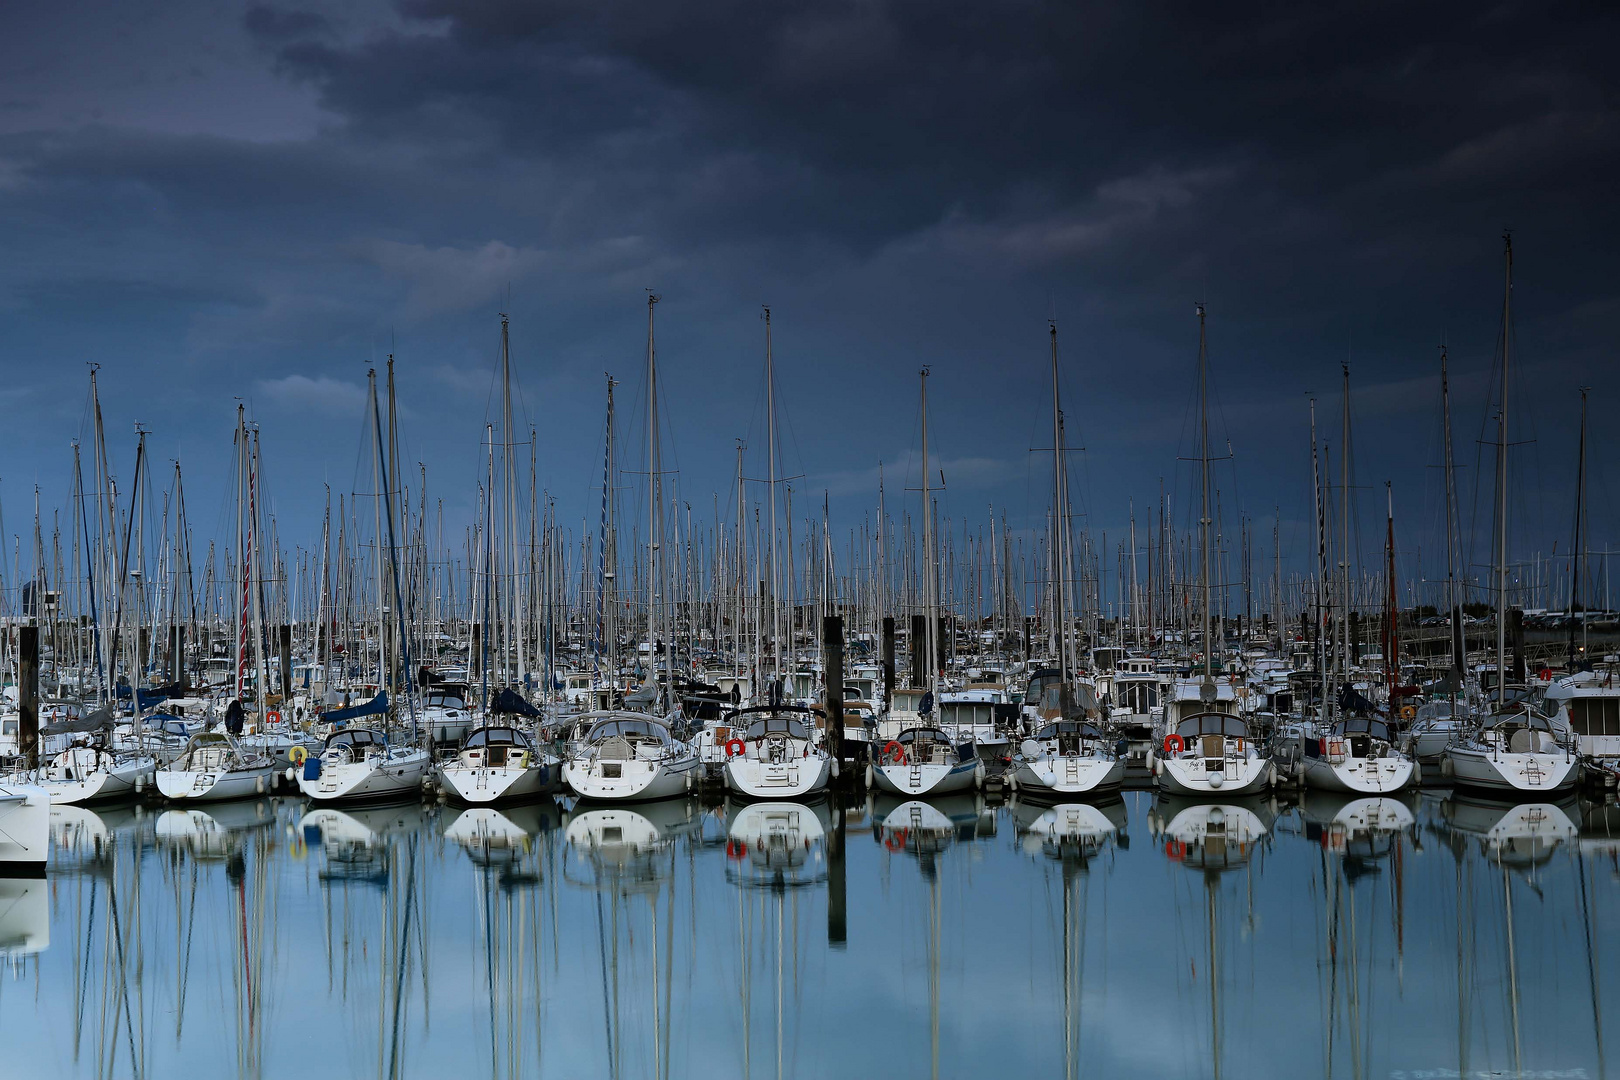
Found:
[868,725,984,798]
[562,712,700,801]
[155,730,276,802]
[719,705,832,800]
[1008,718,1126,798]
[422,682,475,746]
[436,724,557,804]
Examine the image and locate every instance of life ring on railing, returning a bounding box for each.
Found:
[289,746,308,766]
[267,710,282,725]
[1165,839,1186,861]
[1163,734,1185,755]
[1399,705,1417,721]
[724,738,747,758]
[883,740,907,765]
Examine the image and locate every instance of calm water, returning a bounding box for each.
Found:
[3,788,1617,1080]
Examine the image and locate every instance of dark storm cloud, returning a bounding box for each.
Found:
[0,0,1616,576]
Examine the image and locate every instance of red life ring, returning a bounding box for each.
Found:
[883,740,907,765]
[1163,734,1184,755]
[725,839,747,860]
[724,738,747,758]
[267,710,282,725]
[884,827,910,852]
[1165,839,1187,861]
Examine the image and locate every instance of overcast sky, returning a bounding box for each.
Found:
[2,1,1616,602]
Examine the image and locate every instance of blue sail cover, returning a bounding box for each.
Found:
[321,691,389,724]
[489,687,541,718]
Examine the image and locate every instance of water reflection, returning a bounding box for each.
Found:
[7,791,1620,1079]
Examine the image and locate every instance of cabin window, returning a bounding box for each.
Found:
[1572,698,1620,736]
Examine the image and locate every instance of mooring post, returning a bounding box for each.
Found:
[280,624,293,699]
[19,625,39,771]
[910,614,926,688]
[823,615,845,777]
[881,616,895,712]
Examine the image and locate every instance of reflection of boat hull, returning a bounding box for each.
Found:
[0,877,48,955]
[725,801,831,886]
[444,805,552,859]
[155,800,275,859]
[156,765,273,802]
[1014,800,1125,862]
[0,783,50,872]
[1445,747,1578,795]
[1151,797,1273,872]
[1442,793,1579,864]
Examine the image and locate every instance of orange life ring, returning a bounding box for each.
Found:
[724,738,747,758]
[267,710,282,725]
[1165,839,1187,861]
[883,740,907,765]
[1163,734,1184,755]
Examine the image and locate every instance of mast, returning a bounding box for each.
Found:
[1339,363,1351,703]
[1384,482,1397,695]
[1197,304,1214,689]
[370,368,419,742]
[765,306,781,691]
[1440,348,1465,684]
[645,292,668,711]
[1049,321,1069,683]
[1496,233,1513,693]
[1568,387,1588,672]
[920,367,937,698]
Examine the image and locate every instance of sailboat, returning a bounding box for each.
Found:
[156,729,275,802]
[1011,324,1125,800]
[1445,236,1578,796]
[720,703,832,799]
[870,368,984,798]
[436,722,558,804]
[299,367,431,804]
[1152,306,1273,797]
[25,740,156,805]
[563,711,700,801]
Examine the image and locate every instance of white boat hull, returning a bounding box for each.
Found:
[0,783,50,871]
[155,765,274,802]
[1156,755,1272,797]
[437,760,554,804]
[871,757,982,798]
[1011,754,1126,797]
[1302,754,1415,794]
[27,756,157,805]
[565,755,700,801]
[1445,746,1578,795]
[299,750,431,804]
[723,753,831,800]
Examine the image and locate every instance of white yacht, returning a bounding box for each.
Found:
[1444,697,1578,796]
[1008,718,1126,798]
[562,712,700,801]
[436,724,557,804]
[868,724,984,797]
[0,780,50,872]
[422,682,476,746]
[1152,710,1273,797]
[1276,715,1416,793]
[19,742,157,805]
[297,727,431,804]
[1401,697,1470,766]
[1543,668,1620,788]
[720,705,832,800]
[937,685,1014,762]
[156,730,276,802]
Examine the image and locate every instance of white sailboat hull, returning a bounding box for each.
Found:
[1156,755,1272,797]
[1445,746,1578,795]
[437,760,554,804]
[723,753,831,800]
[564,755,700,802]
[35,756,157,806]
[1011,754,1126,797]
[1302,754,1415,794]
[155,765,273,802]
[0,783,50,871]
[871,757,981,798]
[299,749,431,804]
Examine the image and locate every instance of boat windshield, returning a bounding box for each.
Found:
[1034,720,1103,740]
[464,726,530,750]
[896,726,951,745]
[744,716,810,740]
[586,718,670,743]
[427,687,468,709]
[1336,716,1395,742]
[327,729,386,750]
[1175,713,1250,738]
